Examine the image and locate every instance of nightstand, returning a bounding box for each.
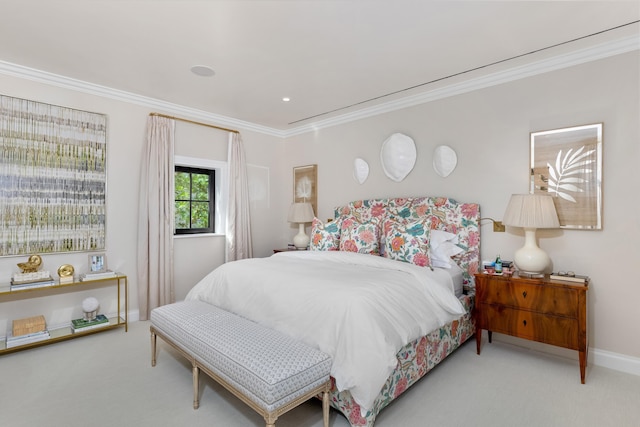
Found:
[474,273,589,383]
[273,248,307,253]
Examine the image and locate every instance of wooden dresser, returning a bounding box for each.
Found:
[474,273,589,383]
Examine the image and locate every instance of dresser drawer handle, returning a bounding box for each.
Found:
[522,291,527,298]
[523,320,527,327]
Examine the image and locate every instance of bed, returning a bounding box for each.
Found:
[186,197,480,426]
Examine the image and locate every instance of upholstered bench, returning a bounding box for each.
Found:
[150,301,332,427]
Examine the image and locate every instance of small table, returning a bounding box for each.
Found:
[273,248,307,253]
[474,272,589,383]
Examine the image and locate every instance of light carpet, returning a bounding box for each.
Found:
[1,320,639,427]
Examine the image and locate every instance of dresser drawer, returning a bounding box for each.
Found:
[478,304,579,349]
[479,280,578,317]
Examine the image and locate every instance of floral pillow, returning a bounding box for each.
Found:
[382,218,432,267]
[310,217,341,251]
[339,217,379,255]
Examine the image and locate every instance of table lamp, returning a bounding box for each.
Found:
[288,202,315,249]
[503,194,560,276]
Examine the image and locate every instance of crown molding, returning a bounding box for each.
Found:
[282,34,640,138]
[0,35,637,139]
[0,61,283,138]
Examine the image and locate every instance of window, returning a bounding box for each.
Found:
[174,156,227,236]
[174,166,215,234]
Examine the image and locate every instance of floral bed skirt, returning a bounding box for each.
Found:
[328,292,475,427]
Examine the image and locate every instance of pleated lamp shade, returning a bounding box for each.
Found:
[503,194,559,275]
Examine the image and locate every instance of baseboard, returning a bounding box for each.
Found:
[492,334,640,377]
[591,347,640,377]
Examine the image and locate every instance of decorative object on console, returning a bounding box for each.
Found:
[353,157,369,184]
[12,255,55,290]
[57,264,75,284]
[71,314,109,333]
[288,202,315,249]
[8,315,50,348]
[82,297,100,321]
[79,270,117,281]
[530,123,602,230]
[432,145,457,177]
[503,194,560,276]
[380,133,416,182]
[17,254,42,273]
[88,253,107,273]
[550,272,590,284]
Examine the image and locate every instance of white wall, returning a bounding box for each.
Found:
[282,51,640,359]
[0,50,637,365]
[0,73,284,330]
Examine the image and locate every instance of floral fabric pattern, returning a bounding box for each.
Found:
[382,218,432,267]
[327,293,476,427]
[310,217,341,251]
[324,196,480,426]
[339,216,379,255]
[334,197,480,286]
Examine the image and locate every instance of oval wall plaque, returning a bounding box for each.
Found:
[380,133,416,182]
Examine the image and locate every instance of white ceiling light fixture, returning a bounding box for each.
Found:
[282,97,291,102]
[190,65,215,77]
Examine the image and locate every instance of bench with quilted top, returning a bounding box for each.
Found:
[150,300,332,427]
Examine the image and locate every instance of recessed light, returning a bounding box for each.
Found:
[282,97,291,102]
[190,65,215,77]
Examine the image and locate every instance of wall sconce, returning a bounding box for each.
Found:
[479,217,505,232]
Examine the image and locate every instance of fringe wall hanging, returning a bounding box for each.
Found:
[0,95,107,256]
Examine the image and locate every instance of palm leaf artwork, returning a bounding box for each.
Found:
[295,176,312,201]
[546,146,595,203]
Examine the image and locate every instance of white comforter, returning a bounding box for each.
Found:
[185,250,465,412]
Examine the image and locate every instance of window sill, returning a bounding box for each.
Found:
[174,233,225,239]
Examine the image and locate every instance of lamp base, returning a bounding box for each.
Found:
[513,228,551,275]
[292,223,309,249]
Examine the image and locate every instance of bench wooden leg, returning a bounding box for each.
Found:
[193,364,200,409]
[264,412,277,427]
[150,330,157,367]
[323,388,329,427]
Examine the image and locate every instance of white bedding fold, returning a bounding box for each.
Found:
[185,250,465,412]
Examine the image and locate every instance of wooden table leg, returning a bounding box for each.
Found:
[579,349,587,384]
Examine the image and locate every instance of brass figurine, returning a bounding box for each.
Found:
[17,254,42,273]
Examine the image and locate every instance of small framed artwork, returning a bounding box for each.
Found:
[530,123,603,229]
[88,253,107,273]
[293,164,318,215]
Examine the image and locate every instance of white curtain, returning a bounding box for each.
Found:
[137,116,175,320]
[226,132,253,261]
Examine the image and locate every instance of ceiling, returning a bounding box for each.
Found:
[0,1,638,135]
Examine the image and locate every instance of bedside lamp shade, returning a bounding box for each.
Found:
[288,202,315,249]
[503,194,559,275]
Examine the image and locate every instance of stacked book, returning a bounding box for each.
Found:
[71,314,110,333]
[7,315,50,348]
[79,270,117,282]
[10,271,55,290]
[550,272,590,284]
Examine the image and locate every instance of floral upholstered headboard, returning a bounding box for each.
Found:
[332,197,480,287]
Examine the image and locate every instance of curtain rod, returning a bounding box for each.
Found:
[149,112,239,134]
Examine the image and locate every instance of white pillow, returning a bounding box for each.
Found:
[430,229,464,269]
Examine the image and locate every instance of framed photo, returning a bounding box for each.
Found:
[530,123,603,229]
[293,164,318,216]
[88,253,107,273]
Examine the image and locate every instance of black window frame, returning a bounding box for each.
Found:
[174,165,215,235]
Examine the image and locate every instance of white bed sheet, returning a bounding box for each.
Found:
[185,250,465,412]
